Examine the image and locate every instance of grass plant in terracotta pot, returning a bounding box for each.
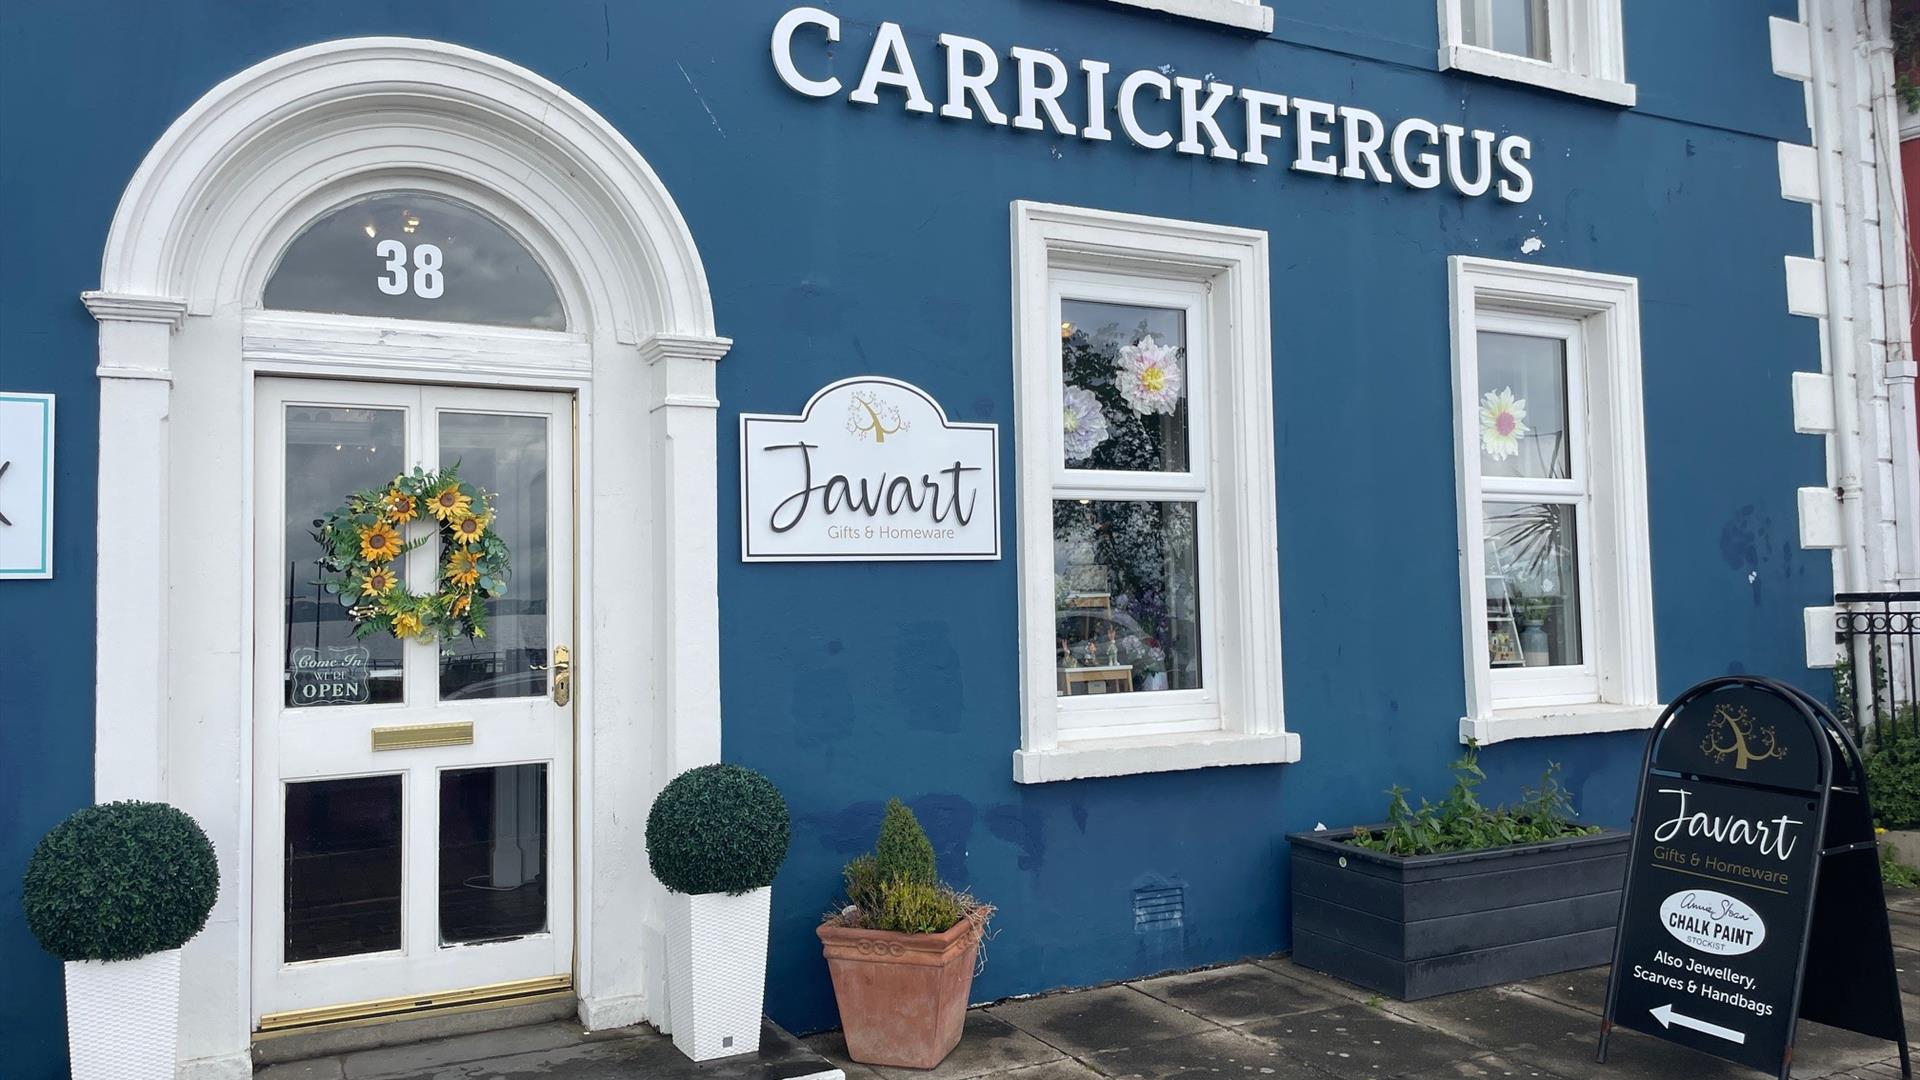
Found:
[646,763,792,1062]
[23,801,219,1080]
[818,799,991,1070]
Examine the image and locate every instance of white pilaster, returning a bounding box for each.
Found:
[81,291,184,802]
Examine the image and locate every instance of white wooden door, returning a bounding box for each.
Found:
[251,378,574,1024]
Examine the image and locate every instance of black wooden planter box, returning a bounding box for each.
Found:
[1288,827,1630,1000]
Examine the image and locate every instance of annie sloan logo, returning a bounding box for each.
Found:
[1659,890,1766,957]
[741,377,1000,562]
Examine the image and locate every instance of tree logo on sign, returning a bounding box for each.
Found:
[1700,704,1787,771]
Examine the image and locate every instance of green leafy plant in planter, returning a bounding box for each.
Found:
[23,800,218,962]
[643,763,791,1063]
[1348,747,1599,857]
[645,762,792,895]
[818,799,992,1069]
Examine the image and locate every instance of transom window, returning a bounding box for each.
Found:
[263,192,566,329]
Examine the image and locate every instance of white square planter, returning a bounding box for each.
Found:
[64,948,182,1080]
[664,886,771,1061]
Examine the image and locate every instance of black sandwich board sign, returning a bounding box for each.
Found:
[1599,675,1910,1079]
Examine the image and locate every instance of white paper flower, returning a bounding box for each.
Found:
[1479,387,1530,461]
[1062,385,1111,462]
[1114,335,1185,415]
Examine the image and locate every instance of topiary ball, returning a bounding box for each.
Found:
[22,801,219,963]
[646,764,791,895]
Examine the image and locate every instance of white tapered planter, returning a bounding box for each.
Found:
[664,886,771,1061]
[65,949,181,1080]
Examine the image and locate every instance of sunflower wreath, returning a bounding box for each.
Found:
[312,464,512,642]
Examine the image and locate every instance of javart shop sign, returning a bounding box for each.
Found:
[1599,675,1911,1079]
[740,376,1000,562]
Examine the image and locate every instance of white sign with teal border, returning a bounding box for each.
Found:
[0,392,54,579]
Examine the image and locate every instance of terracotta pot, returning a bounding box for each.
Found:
[817,907,993,1069]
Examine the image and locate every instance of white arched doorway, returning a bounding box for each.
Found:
[84,38,727,1078]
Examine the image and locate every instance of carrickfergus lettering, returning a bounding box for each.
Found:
[770,6,1536,203]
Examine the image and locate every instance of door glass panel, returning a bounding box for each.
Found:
[284,407,406,707]
[1060,299,1191,473]
[439,413,550,700]
[284,775,403,962]
[440,764,549,945]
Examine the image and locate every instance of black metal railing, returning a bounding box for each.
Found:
[1834,591,1920,747]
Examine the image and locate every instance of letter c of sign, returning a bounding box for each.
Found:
[773,7,843,98]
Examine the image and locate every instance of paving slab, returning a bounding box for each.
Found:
[1241,1003,1489,1080]
[1082,1026,1331,1079]
[1132,962,1349,1026]
[804,1010,1062,1080]
[256,1059,346,1080]
[1508,966,1609,1017]
[1389,1052,1570,1080]
[338,1020,581,1077]
[985,984,1217,1056]
[326,1018,838,1080]
[982,1060,1106,1079]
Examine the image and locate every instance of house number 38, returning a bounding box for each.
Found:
[375,239,444,299]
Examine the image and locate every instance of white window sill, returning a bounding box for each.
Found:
[1014,729,1300,784]
[1440,45,1637,108]
[1459,702,1665,746]
[1101,0,1273,34]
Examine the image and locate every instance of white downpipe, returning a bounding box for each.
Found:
[1864,0,1920,587]
[1807,0,1876,711]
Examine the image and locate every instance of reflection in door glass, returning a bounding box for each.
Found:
[284,775,403,962]
[439,413,550,700]
[440,764,549,945]
[285,407,406,707]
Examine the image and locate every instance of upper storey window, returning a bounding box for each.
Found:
[1439,0,1635,107]
[264,192,566,330]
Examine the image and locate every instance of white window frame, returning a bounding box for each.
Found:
[1438,0,1636,107]
[1012,202,1297,783]
[1451,256,1659,745]
[1102,0,1273,34]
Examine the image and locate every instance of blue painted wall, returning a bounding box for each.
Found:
[0,0,1821,1072]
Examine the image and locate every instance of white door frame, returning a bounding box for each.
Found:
[84,39,729,1079]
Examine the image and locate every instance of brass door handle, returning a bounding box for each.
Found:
[552,645,572,707]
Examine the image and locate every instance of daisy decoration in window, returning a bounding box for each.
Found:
[1113,335,1184,415]
[1479,387,1529,461]
[1062,385,1111,462]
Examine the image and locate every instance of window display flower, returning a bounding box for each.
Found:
[428,483,472,522]
[385,489,419,525]
[359,567,398,598]
[358,521,401,562]
[451,511,491,546]
[1113,335,1185,416]
[1061,385,1110,462]
[1479,387,1529,461]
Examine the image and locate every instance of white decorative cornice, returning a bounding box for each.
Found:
[81,291,188,329]
[638,332,733,366]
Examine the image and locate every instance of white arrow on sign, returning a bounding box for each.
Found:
[1650,1004,1747,1045]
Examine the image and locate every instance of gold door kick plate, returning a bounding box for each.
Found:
[370,721,474,751]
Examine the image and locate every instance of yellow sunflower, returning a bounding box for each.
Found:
[390,610,424,638]
[428,484,472,522]
[447,593,473,617]
[359,521,402,562]
[386,489,419,524]
[446,549,481,587]
[360,567,398,597]
[451,511,491,546]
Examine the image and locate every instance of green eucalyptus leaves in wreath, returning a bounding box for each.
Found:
[310,463,511,642]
